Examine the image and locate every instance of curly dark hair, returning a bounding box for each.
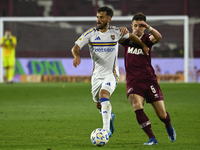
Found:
[97,6,113,18]
[132,12,146,22]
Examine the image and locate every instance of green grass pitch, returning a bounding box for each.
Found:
[0,82,200,150]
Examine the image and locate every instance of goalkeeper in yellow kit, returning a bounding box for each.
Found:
[0,30,17,83]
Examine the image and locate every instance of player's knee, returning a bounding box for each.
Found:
[158,111,167,120]
[133,102,143,110]
[99,89,110,99]
[128,95,143,110]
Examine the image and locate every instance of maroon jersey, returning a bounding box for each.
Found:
[121,34,157,83]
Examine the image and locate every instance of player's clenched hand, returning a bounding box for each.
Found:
[120,27,129,36]
[73,57,81,68]
[137,21,150,29]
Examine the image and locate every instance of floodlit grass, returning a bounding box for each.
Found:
[0,82,200,150]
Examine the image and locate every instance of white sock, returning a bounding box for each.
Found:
[101,100,112,133]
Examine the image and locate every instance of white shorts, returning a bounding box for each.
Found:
[91,73,118,102]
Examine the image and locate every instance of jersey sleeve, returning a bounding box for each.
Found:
[144,34,154,47]
[75,28,94,50]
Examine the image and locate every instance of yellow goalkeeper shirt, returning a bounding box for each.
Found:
[1,36,17,58]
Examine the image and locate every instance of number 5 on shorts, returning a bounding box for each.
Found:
[150,85,156,93]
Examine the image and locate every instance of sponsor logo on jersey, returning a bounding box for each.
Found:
[111,35,115,40]
[94,48,115,52]
[128,47,144,55]
[95,36,101,40]
[78,37,83,41]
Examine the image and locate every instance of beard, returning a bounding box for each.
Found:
[97,21,108,30]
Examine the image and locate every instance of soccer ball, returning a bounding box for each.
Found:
[90,128,109,146]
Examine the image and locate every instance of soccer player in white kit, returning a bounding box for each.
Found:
[71,6,149,137]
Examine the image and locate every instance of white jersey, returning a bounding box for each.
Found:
[75,26,129,81]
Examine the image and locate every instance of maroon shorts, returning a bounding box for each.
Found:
[126,80,164,103]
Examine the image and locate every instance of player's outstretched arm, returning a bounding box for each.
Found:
[71,43,81,68]
[129,33,149,55]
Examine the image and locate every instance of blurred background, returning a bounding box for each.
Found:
[0,0,200,82]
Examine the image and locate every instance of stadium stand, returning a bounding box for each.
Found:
[0,0,200,57]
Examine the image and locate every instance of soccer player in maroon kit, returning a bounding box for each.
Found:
[119,13,176,145]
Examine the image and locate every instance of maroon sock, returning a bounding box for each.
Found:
[160,111,172,129]
[135,109,155,139]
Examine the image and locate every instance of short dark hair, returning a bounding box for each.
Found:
[97,6,113,18]
[132,12,146,22]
